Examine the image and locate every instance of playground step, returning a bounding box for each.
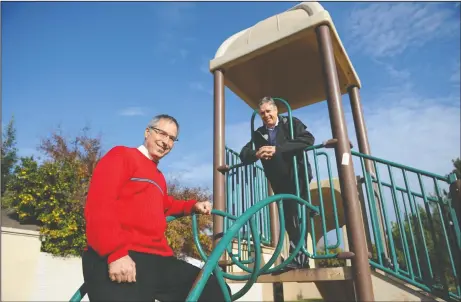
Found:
[226,267,353,283]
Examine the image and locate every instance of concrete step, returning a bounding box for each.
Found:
[226,267,353,283]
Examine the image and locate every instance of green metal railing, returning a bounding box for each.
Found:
[225,146,271,246]
[224,144,345,260]
[352,151,461,301]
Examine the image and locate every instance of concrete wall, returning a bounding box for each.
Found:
[30,253,88,301]
[2,227,43,301]
[1,227,88,301]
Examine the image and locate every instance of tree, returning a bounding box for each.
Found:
[390,202,458,292]
[1,116,18,197]
[5,127,103,256]
[450,157,460,180]
[438,157,461,200]
[389,157,461,293]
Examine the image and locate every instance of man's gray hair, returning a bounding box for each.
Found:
[258,96,277,109]
[147,114,180,136]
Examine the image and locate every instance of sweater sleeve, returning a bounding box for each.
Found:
[163,195,198,217]
[84,146,133,264]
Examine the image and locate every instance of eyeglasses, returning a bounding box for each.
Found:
[149,126,178,143]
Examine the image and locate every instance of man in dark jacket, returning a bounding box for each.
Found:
[239,96,315,269]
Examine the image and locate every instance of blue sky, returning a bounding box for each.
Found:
[2,1,460,194]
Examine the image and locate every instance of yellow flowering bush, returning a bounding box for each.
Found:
[6,156,89,256]
[5,128,101,257]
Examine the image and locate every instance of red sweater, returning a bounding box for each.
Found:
[84,146,197,263]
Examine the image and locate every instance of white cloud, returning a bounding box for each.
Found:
[225,122,252,151]
[363,98,459,177]
[450,59,460,85]
[373,59,411,81]
[200,64,208,74]
[118,107,146,117]
[164,153,213,190]
[183,37,197,43]
[346,2,459,58]
[155,2,196,27]
[200,57,210,74]
[179,49,188,59]
[189,82,212,95]
[311,88,457,174]
[153,3,196,63]
[169,49,190,64]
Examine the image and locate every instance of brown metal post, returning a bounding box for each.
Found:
[349,86,390,261]
[449,177,461,282]
[316,24,375,301]
[450,179,461,222]
[448,179,461,284]
[348,87,373,173]
[213,69,226,265]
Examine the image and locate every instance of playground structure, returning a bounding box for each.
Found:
[71,2,460,301]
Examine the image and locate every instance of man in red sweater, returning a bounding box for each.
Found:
[82,114,230,301]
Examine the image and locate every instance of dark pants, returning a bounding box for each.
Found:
[82,248,231,301]
[274,178,311,267]
[281,195,309,267]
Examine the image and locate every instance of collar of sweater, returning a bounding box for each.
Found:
[137,145,159,163]
[265,117,279,131]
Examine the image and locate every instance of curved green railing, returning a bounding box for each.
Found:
[187,194,316,301]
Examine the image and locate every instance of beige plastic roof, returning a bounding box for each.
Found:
[209,2,361,112]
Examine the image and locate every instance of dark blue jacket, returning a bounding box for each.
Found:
[239,115,315,194]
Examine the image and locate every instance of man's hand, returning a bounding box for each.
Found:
[256,146,276,160]
[193,201,212,215]
[108,255,136,283]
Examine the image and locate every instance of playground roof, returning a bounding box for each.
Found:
[209,2,361,113]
